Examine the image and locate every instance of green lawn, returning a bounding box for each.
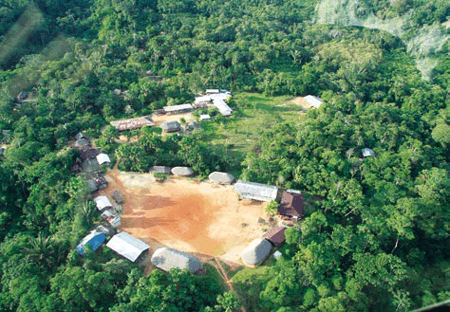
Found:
[200,93,305,176]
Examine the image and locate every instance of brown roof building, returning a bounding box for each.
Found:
[278,190,304,219]
[262,226,286,248]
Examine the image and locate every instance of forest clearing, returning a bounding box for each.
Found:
[98,168,268,264]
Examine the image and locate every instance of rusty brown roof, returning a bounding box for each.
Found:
[262,226,286,247]
[278,191,304,218]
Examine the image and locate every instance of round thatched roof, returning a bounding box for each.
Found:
[151,247,201,273]
[241,238,272,266]
[208,172,235,184]
[171,166,194,176]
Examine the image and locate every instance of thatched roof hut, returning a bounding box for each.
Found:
[95,224,116,236]
[160,121,181,133]
[241,238,272,266]
[149,166,171,175]
[112,190,124,204]
[151,247,202,273]
[171,166,194,177]
[208,172,235,184]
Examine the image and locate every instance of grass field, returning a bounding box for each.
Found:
[200,93,305,175]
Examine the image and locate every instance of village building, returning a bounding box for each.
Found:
[212,98,233,116]
[106,232,150,262]
[200,114,211,121]
[163,104,193,115]
[73,137,90,149]
[87,175,108,192]
[75,132,88,141]
[234,180,279,202]
[82,158,100,173]
[194,96,212,107]
[112,190,124,204]
[171,166,194,177]
[110,116,155,131]
[362,148,375,158]
[205,89,220,94]
[273,250,282,260]
[76,230,106,255]
[241,238,272,267]
[160,121,181,133]
[94,196,112,212]
[101,209,121,228]
[208,172,235,184]
[262,225,286,248]
[151,247,202,274]
[95,224,116,237]
[80,147,101,160]
[278,190,304,219]
[303,95,323,108]
[149,166,171,175]
[186,121,201,131]
[96,153,111,165]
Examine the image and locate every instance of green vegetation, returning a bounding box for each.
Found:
[0,0,448,311]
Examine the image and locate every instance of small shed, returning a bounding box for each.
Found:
[161,121,181,133]
[200,114,211,121]
[94,196,112,211]
[362,148,375,158]
[273,250,282,260]
[278,190,304,219]
[106,232,150,262]
[171,166,194,177]
[151,247,202,273]
[112,190,124,204]
[101,209,121,228]
[208,172,235,184]
[96,153,111,165]
[186,121,201,131]
[241,238,272,267]
[95,224,116,236]
[76,230,106,255]
[234,180,279,202]
[262,225,286,248]
[149,166,171,175]
[303,95,323,108]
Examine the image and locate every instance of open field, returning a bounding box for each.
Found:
[200,93,306,175]
[99,168,269,264]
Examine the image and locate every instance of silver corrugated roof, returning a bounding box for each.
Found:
[234,180,278,202]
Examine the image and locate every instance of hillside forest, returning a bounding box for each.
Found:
[0,0,449,311]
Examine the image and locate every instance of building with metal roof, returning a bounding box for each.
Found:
[241,238,272,266]
[163,104,193,114]
[212,98,232,116]
[234,180,279,202]
[94,196,112,211]
[76,230,106,255]
[110,116,155,131]
[160,121,181,133]
[96,153,111,165]
[262,225,286,248]
[362,148,375,157]
[101,209,121,228]
[106,232,150,262]
[151,247,202,273]
[304,95,323,108]
[200,114,211,121]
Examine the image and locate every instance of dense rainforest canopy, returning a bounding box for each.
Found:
[0,0,448,311]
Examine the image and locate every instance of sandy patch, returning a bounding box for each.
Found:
[289,97,316,109]
[152,112,195,126]
[99,169,267,264]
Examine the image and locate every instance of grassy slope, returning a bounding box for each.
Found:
[201,93,305,176]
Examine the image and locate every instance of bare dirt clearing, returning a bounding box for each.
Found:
[99,169,267,263]
[289,96,315,110]
[152,112,195,126]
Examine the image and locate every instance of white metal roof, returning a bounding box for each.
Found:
[96,153,111,165]
[94,196,112,211]
[362,148,375,157]
[200,114,211,120]
[106,232,150,262]
[235,180,278,202]
[205,89,220,94]
[304,95,323,108]
[210,93,231,101]
[194,96,212,104]
[101,209,121,228]
[213,98,232,116]
[273,250,282,260]
[163,104,193,113]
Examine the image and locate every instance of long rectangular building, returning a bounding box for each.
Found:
[163,104,193,114]
[234,180,279,202]
[110,116,155,131]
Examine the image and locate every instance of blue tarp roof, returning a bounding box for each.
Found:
[76,231,106,255]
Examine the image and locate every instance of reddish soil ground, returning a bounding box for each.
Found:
[99,169,268,263]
